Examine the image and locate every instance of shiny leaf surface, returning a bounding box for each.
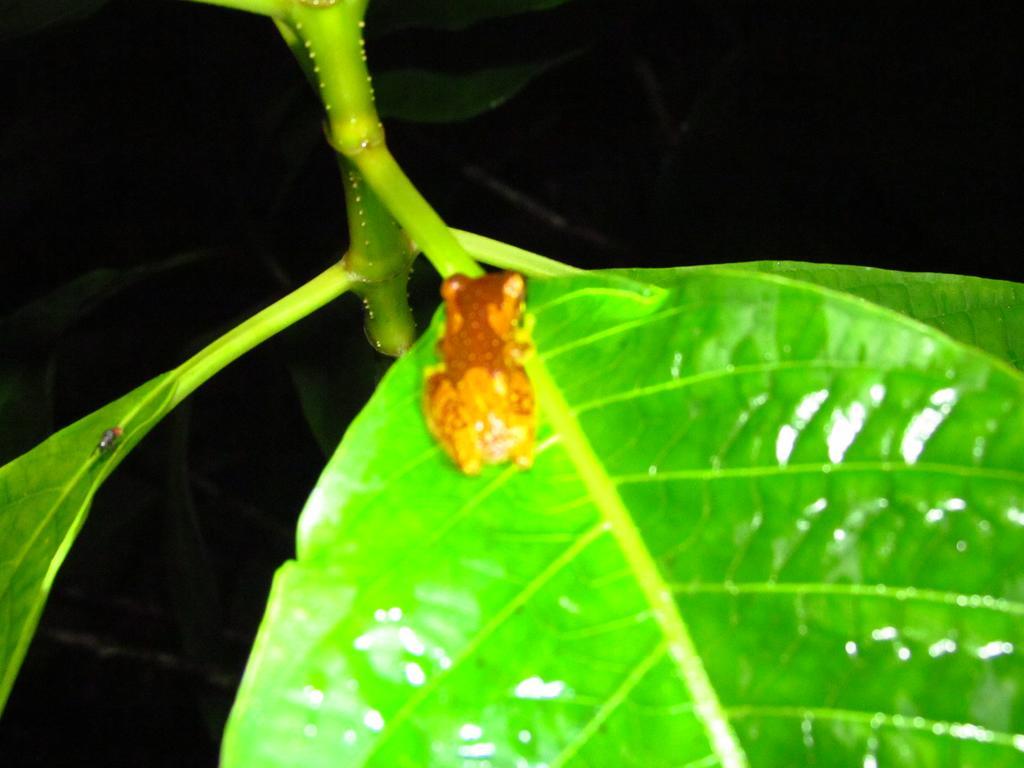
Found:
[223,269,1024,766]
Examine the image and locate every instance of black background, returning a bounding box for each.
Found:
[1,1,1022,764]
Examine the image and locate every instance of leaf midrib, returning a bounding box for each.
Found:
[673,581,1024,615]
[526,357,750,768]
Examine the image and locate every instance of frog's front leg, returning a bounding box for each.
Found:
[506,312,534,364]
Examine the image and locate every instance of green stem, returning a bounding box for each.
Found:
[183,0,480,281]
[353,146,481,278]
[340,160,417,355]
[452,229,582,277]
[172,262,352,404]
[286,1,479,279]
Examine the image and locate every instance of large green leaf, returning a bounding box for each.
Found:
[222,268,1024,766]
[614,262,1024,372]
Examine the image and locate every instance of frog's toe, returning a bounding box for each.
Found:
[513,451,534,469]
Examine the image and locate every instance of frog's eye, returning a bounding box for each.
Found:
[441,274,469,302]
[502,272,525,299]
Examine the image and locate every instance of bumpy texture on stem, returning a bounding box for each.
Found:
[280,0,479,279]
[187,0,480,339]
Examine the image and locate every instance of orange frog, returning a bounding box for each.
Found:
[424,271,535,475]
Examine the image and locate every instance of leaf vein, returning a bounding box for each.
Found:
[725,705,1023,749]
[362,523,608,762]
[550,641,669,768]
[539,304,689,361]
[573,360,869,415]
[672,582,1024,615]
[615,461,1024,484]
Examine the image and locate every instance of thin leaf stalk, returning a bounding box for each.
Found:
[173,262,352,403]
[340,160,418,354]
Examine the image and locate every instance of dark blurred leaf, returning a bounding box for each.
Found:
[367,0,575,35]
[0,254,203,463]
[162,405,229,735]
[288,363,347,457]
[0,0,110,39]
[375,55,572,123]
[285,303,387,458]
[0,360,56,467]
[0,268,134,463]
[2,269,122,346]
[162,405,221,661]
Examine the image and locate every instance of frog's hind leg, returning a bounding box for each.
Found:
[425,373,484,475]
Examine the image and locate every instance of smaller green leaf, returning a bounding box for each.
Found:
[375,56,569,124]
[0,263,351,715]
[0,0,109,39]
[0,372,177,712]
[367,0,573,35]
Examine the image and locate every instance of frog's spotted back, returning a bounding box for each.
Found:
[424,271,534,475]
[438,272,525,379]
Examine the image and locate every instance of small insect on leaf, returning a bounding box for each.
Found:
[96,426,124,454]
